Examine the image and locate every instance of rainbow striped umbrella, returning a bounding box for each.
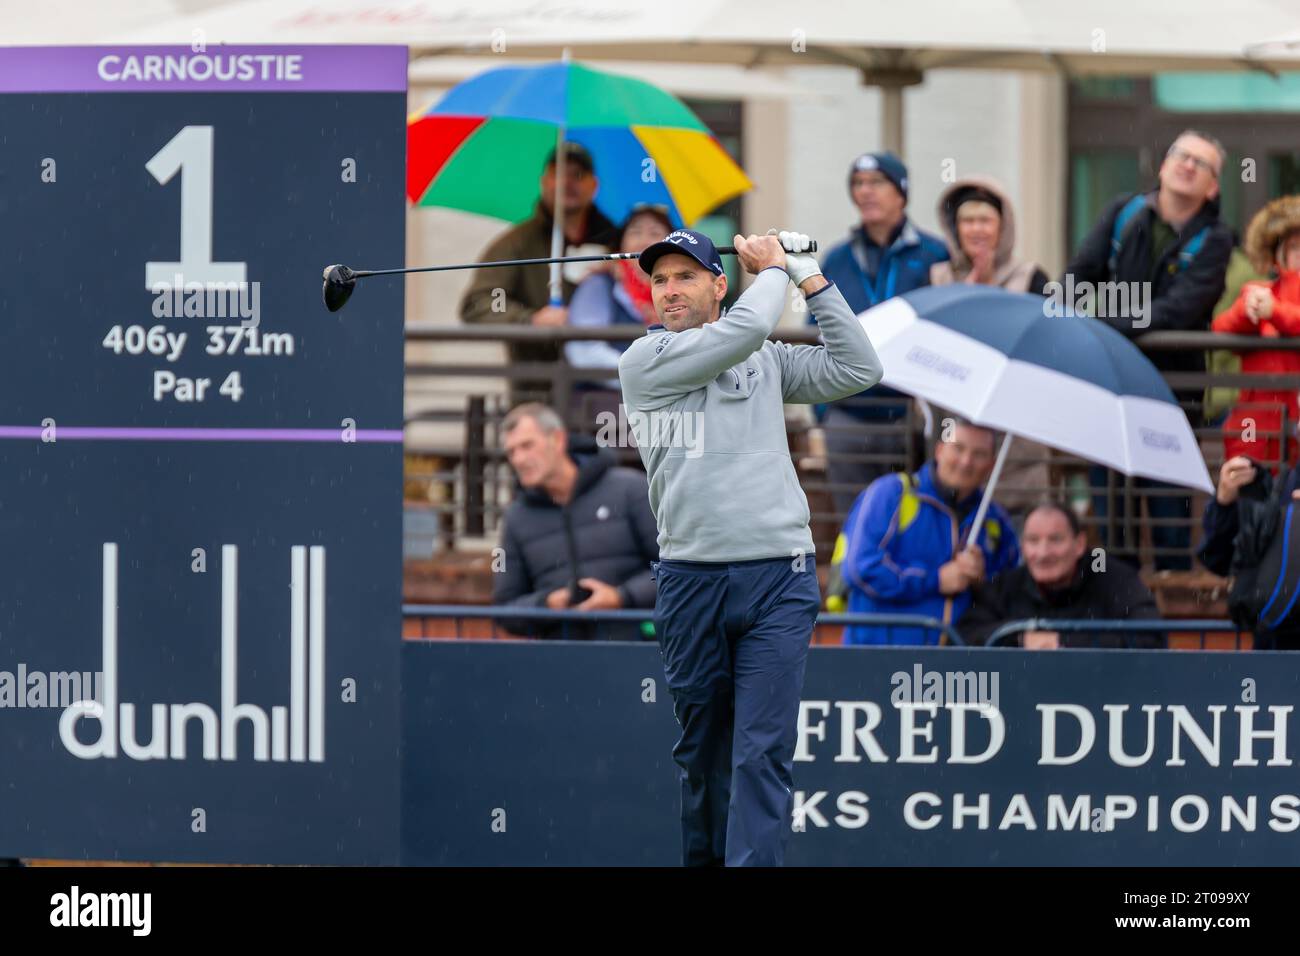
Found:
[406,61,752,227]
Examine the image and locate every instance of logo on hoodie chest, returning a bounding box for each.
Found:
[718,365,759,393]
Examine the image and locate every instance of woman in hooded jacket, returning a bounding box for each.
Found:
[926,177,1052,522]
[930,177,1049,293]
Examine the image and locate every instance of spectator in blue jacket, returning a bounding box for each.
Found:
[838,419,1020,645]
[816,152,950,518]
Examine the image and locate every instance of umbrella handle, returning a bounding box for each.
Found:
[966,432,1014,552]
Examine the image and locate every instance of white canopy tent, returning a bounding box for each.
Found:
[406,55,816,101]
[42,0,1300,153]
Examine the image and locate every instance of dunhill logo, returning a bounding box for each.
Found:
[59,543,325,762]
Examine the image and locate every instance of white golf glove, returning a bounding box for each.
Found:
[773,229,821,285]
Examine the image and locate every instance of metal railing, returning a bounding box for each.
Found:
[406,325,1300,350]
[983,618,1247,650]
[404,325,1300,570]
[401,604,965,645]
[401,605,1260,651]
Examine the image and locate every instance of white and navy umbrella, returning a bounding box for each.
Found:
[857,284,1213,545]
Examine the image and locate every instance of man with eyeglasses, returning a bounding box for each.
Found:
[837,418,1020,646]
[1064,129,1234,571]
[461,142,619,402]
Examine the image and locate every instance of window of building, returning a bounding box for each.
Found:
[1067,76,1284,249]
[1070,150,1140,250]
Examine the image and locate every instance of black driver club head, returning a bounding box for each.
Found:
[322,264,358,312]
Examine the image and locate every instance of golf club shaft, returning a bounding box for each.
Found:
[353,252,638,278]
[350,242,815,279]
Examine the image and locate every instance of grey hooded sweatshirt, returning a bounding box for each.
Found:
[618,267,884,562]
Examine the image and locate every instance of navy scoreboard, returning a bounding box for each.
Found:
[0,46,407,863]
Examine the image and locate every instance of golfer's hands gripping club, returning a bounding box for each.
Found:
[733,232,787,276]
[772,229,823,288]
[734,230,826,292]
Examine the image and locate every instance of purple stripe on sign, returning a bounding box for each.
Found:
[0,46,408,93]
[0,426,403,443]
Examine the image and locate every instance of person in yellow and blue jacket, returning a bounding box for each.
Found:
[831,419,1020,645]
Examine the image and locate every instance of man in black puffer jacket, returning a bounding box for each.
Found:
[1063,130,1234,573]
[494,403,658,640]
[961,501,1163,648]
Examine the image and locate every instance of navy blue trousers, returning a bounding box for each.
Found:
[652,556,821,867]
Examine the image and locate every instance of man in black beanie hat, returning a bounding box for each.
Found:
[816,151,949,518]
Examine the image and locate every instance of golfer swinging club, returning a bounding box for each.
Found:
[619,228,884,866]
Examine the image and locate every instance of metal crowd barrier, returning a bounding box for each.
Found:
[401,604,966,645]
[984,618,1247,650]
[404,325,1300,569]
[404,606,1260,651]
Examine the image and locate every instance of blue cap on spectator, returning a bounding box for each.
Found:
[638,229,725,277]
[849,151,909,201]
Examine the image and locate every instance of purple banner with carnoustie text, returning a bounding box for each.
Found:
[0,45,408,92]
